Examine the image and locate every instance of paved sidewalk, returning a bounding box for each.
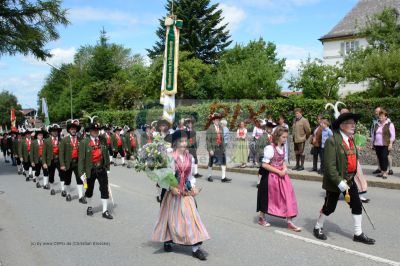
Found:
[199,161,400,190]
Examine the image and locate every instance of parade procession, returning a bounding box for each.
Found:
[1,0,400,265]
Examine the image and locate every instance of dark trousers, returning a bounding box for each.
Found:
[23,157,31,172]
[294,142,305,155]
[319,148,325,172]
[374,145,389,172]
[48,158,62,184]
[208,146,226,167]
[64,159,82,185]
[321,182,362,216]
[85,167,109,199]
[189,148,198,164]
[113,146,125,158]
[16,157,21,165]
[107,145,113,156]
[312,147,321,170]
[34,161,48,177]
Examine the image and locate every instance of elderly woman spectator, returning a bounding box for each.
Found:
[371,109,395,179]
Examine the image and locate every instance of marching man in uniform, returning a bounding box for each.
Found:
[59,121,86,203]
[313,112,375,245]
[111,126,126,166]
[19,128,34,181]
[43,124,62,194]
[185,118,202,178]
[124,127,138,168]
[206,113,232,183]
[12,129,24,175]
[30,128,49,188]
[100,124,114,164]
[78,123,113,219]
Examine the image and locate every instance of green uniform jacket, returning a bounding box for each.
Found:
[124,134,138,155]
[30,139,45,164]
[111,134,125,151]
[206,125,225,153]
[59,135,79,170]
[100,132,113,148]
[12,137,19,155]
[19,138,32,162]
[323,131,359,193]
[78,138,110,179]
[42,137,60,166]
[187,130,198,150]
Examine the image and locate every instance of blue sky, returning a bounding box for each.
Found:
[0,0,358,109]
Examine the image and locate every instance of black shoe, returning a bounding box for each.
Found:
[43,184,50,190]
[313,228,327,240]
[310,168,317,172]
[156,196,161,203]
[26,176,30,182]
[87,207,93,216]
[50,189,56,195]
[36,182,41,188]
[194,173,203,178]
[61,190,67,197]
[102,210,113,219]
[127,165,131,169]
[113,162,117,166]
[353,233,375,245]
[298,166,305,171]
[256,184,259,188]
[23,171,26,177]
[33,178,37,183]
[163,243,173,252]
[18,170,22,175]
[192,249,207,261]
[221,177,232,183]
[122,163,126,167]
[79,197,87,204]
[372,169,380,174]
[66,194,72,202]
[29,174,33,179]
[361,198,370,203]
[292,165,299,171]
[388,170,393,175]
[5,160,10,163]
[207,176,213,182]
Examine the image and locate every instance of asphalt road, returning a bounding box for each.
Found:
[1,158,399,266]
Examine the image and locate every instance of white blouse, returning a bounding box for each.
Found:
[262,144,284,163]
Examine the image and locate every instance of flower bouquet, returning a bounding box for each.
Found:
[134,135,177,189]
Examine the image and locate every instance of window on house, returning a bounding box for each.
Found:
[340,40,360,56]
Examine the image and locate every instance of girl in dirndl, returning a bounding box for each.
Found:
[257,126,301,232]
[152,130,210,261]
[234,121,248,168]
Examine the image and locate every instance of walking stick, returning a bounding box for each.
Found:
[108,183,115,208]
[361,204,376,230]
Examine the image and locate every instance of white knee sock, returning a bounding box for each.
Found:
[28,168,32,176]
[353,214,362,236]
[257,174,261,185]
[77,185,83,198]
[65,185,70,194]
[43,176,48,186]
[221,166,226,179]
[102,199,108,213]
[194,164,198,175]
[315,213,326,229]
[87,197,92,207]
[208,166,212,177]
[109,156,113,163]
[60,181,65,191]
[122,157,125,164]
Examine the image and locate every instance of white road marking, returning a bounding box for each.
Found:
[109,183,121,188]
[274,230,400,266]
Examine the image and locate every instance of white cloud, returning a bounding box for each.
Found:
[219,3,247,32]
[68,7,138,25]
[0,72,47,108]
[277,44,321,60]
[21,47,76,67]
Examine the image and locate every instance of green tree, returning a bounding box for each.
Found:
[288,57,341,100]
[0,0,69,60]
[343,8,400,97]
[147,0,232,64]
[0,90,24,128]
[216,38,285,99]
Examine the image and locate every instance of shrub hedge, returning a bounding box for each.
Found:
[92,97,400,135]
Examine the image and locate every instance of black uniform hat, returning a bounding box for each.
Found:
[165,129,188,144]
[332,112,361,130]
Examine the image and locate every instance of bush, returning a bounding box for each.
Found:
[91,97,400,136]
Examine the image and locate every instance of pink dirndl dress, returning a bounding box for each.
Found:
[267,144,299,218]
